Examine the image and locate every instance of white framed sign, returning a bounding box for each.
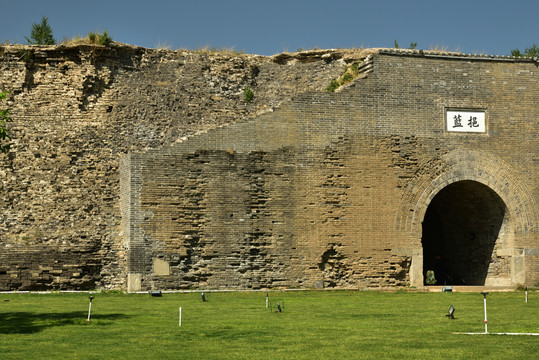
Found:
[446,110,486,133]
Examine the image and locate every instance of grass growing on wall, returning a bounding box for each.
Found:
[0,291,537,359]
[325,61,363,92]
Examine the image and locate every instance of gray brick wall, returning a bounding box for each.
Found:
[124,51,538,290]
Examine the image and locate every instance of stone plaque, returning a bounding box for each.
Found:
[446,110,486,133]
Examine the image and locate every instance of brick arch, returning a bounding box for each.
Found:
[396,150,538,241]
[396,150,538,287]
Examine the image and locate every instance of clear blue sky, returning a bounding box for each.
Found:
[2,0,537,56]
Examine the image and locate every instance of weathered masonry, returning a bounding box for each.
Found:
[122,50,538,291]
[1,45,537,291]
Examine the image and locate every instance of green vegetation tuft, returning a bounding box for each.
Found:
[0,91,12,153]
[394,40,418,50]
[510,44,539,58]
[87,30,113,46]
[341,72,353,83]
[60,31,113,47]
[88,32,97,44]
[243,86,254,102]
[325,61,363,92]
[325,78,340,92]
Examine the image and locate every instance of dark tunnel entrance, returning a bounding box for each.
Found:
[421,180,506,286]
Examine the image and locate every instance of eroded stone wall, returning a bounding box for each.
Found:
[124,51,538,290]
[0,44,537,291]
[0,43,371,290]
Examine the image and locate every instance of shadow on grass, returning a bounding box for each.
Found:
[0,311,130,334]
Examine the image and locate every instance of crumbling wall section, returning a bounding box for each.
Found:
[0,44,370,290]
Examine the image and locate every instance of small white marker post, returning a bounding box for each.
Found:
[525,287,528,304]
[179,307,182,327]
[482,292,488,334]
[266,292,269,309]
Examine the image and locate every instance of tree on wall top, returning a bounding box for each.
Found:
[25,16,56,45]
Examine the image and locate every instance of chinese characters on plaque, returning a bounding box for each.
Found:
[446,110,486,133]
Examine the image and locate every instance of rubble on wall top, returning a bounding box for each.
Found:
[1,42,536,64]
[270,48,379,64]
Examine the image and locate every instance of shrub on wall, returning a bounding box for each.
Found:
[0,91,12,153]
[510,44,539,58]
[88,30,113,46]
[325,61,362,92]
[243,86,254,102]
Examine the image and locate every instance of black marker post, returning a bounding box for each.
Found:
[87,296,95,322]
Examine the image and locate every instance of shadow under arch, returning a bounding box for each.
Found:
[421,180,506,286]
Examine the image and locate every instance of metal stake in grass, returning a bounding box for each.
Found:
[481,291,488,334]
[87,296,95,322]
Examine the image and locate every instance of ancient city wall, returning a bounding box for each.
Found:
[0,43,369,290]
[0,44,537,291]
[124,51,538,291]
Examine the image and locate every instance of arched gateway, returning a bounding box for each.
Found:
[404,150,537,288]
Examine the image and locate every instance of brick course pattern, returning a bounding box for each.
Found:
[1,45,537,291]
[0,44,370,290]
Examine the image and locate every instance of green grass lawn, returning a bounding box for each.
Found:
[0,290,537,359]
